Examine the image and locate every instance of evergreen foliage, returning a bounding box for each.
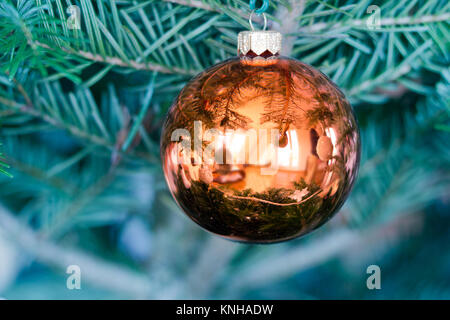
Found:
[0,0,449,299]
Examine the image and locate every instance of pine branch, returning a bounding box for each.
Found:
[0,0,449,299]
[163,0,217,11]
[163,0,265,24]
[0,204,153,298]
[347,40,434,96]
[34,41,199,76]
[45,168,117,238]
[0,96,156,163]
[0,96,111,149]
[225,211,423,291]
[6,157,75,194]
[273,0,306,55]
[0,145,12,178]
[297,12,450,34]
[184,237,236,298]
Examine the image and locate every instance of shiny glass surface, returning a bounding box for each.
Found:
[161,56,360,243]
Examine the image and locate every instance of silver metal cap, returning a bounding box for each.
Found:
[238,31,282,57]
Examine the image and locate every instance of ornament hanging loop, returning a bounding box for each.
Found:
[249,0,269,15]
[249,10,267,31]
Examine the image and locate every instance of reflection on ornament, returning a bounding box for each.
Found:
[317,135,333,161]
[161,29,360,243]
[289,188,309,202]
[199,164,213,184]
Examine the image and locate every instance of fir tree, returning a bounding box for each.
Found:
[0,0,449,299]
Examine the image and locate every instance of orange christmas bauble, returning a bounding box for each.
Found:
[161,31,360,243]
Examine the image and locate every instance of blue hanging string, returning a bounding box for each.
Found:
[249,0,269,15]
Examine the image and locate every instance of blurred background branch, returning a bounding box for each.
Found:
[0,0,449,299]
[0,204,153,298]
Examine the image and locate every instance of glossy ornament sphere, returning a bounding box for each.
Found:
[161,55,360,243]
